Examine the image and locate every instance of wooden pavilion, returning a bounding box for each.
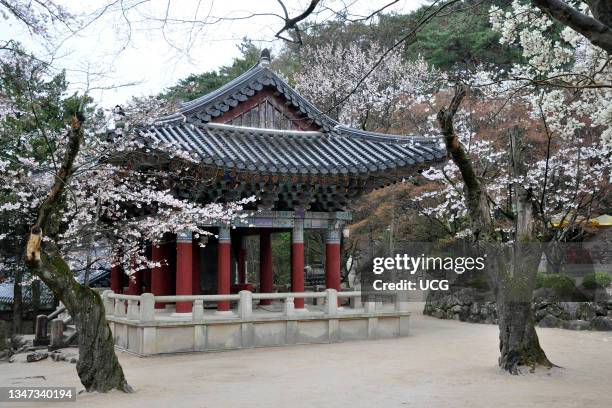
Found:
[109,49,445,314]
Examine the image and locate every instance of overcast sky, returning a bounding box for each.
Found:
[2,0,426,109]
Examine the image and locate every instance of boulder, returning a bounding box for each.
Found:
[544,303,569,319]
[450,305,463,313]
[470,302,480,316]
[534,306,550,321]
[562,320,591,331]
[538,314,563,328]
[592,302,608,317]
[558,302,580,319]
[533,287,557,303]
[590,316,612,331]
[455,288,476,305]
[26,352,49,363]
[576,303,597,321]
[442,295,461,310]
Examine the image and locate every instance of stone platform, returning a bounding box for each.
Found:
[104,290,410,356]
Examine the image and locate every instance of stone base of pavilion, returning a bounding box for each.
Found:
[103,289,410,356]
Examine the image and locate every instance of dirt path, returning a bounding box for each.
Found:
[2,303,611,408]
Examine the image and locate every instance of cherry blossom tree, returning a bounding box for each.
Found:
[489,1,611,146]
[1,45,251,391]
[421,1,610,373]
[294,42,443,131]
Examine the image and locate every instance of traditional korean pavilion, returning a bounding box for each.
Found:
[109,49,445,314]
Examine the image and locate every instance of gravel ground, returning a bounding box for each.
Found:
[2,302,611,408]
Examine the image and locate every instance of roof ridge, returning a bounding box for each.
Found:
[205,122,323,137]
[335,125,442,144]
[178,63,266,112]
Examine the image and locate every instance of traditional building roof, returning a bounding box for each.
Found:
[155,49,338,131]
[126,50,446,211]
[140,49,445,180]
[142,122,444,177]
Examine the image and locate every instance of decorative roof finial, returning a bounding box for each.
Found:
[260,48,271,66]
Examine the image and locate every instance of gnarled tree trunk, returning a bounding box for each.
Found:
[437,88,553,374]
[493,242,553,373]
[497,292,551,373]
[25,114,131,393]
[35,252,131,392]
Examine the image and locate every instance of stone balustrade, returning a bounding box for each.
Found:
[103,289,404,323]
[103,289,410,356]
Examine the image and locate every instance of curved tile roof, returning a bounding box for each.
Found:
[141,122,445,176]
[144,51,446,178]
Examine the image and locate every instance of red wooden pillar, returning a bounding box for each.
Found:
[259,229,273,306]
[176,231,194,313]
[192,237,201,295]
[325,229,341,291]
[151,238,173,309]
[110,252,122,293]
[217,227,231,311]
[237,236,247,285]
[291,220,305,308]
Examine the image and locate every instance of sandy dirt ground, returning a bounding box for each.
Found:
[2,303,611,408]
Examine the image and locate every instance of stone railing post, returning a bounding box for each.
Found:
[364,300,376,314]
[239,290,252,319]
[193,299,204,322]
[325,289,338,316]
[127,299,140,320]
[351,295,362,310]
[139,293,155,322]
[33,315,49,346]
[49,318,64,348]
[102,290,114,315]
[285,296,295,317]
[114,298,125,316]
[395,291,410,312]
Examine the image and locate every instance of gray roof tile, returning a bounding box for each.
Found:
[141,122,444,177]
[142,57,446,177]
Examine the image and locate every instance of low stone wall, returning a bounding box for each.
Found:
[108,312,410,356]
[424,287,612,331]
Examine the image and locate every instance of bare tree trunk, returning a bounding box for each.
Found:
[25,114,131,393]
[437,89,553,374]
[437,88,494,241]
[532,0,612,54]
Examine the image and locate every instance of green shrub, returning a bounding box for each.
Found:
[536,273,576,297]
[582,272,612,290]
